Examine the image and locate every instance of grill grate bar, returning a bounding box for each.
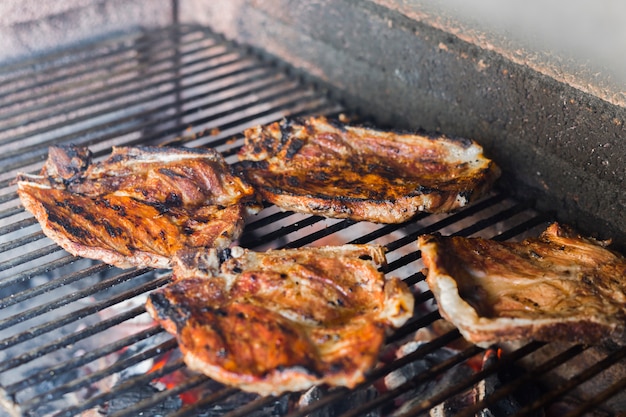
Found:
[22,338,179,414]
[0,25,202,91]
[0,63,302,172]
[0,217,38,236]
[455,344,588,417]
[0,206,23,222]
[563,377,626,417]
[0,26,210,116]
[0,37,224,131]
[0,244,63,275]
[5,324,164,397]
[281,218,358,249]
[107,370,214,417]
[394,342,546,417]
[0,231,44,254]
[0,255,77,292]
[0,262,112,310]
[0,270,164,348]
[288,328,464,417]
[375,344,488,417]
[510,345,626,417]
[0,49,249,148]
[0,305,149,376]
[167,387,241,417]
[241,215,328,248]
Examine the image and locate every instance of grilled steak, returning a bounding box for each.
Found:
[417,223,626,347]
[17,145,258,269]
[146,245,414,395]
[236,116,500,223]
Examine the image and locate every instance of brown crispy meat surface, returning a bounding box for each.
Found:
[17,145,258,269]
[417,223,626,347]
[146,245,414,395]
[236,116,500,223]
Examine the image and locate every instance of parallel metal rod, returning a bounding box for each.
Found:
[0,270,164,349]
[6,325,165,398]
[0,204,23,221]
[22,338,179,413]
[0,231,45,254]
[394,342,546,417]
[0,41,230,133]
[0,25,202,89]
[563,376,626,417]
[0,55,266,162]
[0,262,111,309]
[510,345,626,417]
[167,387,241,417]
[108,373,213,417]
[1,79,315,173]
[0,243,63,274]
[0,305,148,375]
[454,344,588,417]
[57,356,190,417]
[0,25,205,109]
[0,254,76,291]
[0,93,335,193]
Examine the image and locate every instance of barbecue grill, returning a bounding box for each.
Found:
[1,8,626,417]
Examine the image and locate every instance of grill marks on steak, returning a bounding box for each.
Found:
[417,223,626,347]
[236,116,501,223]
[145,245,415,396]
[16,145,258,269]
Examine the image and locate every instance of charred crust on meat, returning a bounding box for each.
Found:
[159,168,186,179]
[102,220,123,238]
[285,138,305,159]
[218,248,232,263]
[149,292,187,328]
[414,185,435,195]
[165,192,183,207]
[46,206,92,240]
[287,176,301,187]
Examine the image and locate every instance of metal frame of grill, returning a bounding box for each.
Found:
[1,25,625,417]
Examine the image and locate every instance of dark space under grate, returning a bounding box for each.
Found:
[0,24,625,417]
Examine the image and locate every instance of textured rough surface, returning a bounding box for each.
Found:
[146,245,414,395]
[236,116,500,223]
[418,223,626,347]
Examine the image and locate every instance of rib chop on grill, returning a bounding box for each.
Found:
[16,145,258,269]
[235,116,500,223]
[417,223,626,347]
[146,244,415,395]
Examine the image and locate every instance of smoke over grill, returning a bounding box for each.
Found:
[0,22,625,417]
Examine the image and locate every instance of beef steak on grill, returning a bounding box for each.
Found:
[146,244,415,396]
[16,145,259,269]
[417,223,626,347]
[235,116,501,223]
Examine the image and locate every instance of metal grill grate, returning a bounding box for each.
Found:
[0,25,625,417]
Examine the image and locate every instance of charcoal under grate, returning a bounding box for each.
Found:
[0,24,625,417]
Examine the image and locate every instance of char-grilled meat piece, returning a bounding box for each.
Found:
[17,145,258,269]
[417,223,626,347]
[236,116,500,223]
[146,245,414,396]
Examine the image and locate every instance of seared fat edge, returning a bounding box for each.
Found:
[147,244,415,396]
[236,116,500,223]
[417,223,626,347]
